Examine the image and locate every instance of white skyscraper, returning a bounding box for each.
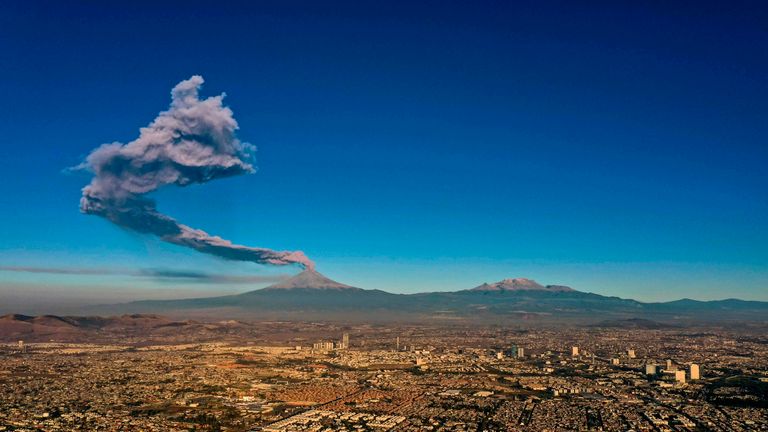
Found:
[675,370,686,384]
[342,333,349,349]
[690,364,700,380]
[572,346,579,357]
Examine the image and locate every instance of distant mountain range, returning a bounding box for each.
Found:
[87,270,768,324]
[0,313,300,343]
[0,313,186,342]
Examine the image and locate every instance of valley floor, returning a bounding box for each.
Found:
[1,324,767,431]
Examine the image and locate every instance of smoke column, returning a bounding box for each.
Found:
[77,76,314,270]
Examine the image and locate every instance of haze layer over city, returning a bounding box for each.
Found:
[1,1,767,431]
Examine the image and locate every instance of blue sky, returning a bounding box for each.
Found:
[1,1,767,302]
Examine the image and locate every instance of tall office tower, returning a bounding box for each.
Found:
[675,370,686,384]
[518,347,525,358]
[645,364,657,375]
[396,337,400,351]
[504,345,518,358]
[342,333,349,349]
[572,346,579,357]
[666,359,674,370]
[611,358,620,365]
[18,340,25,353]
[689,364,700,380]
[627,349,636,359]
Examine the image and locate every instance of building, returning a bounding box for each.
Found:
[690,364,700,380]
[572,346,579,357]
[312,341,335,351]
[627,349,635,359]
[675,370,686,384]
[646,364,657,375]
[666,359,675,371]
[611,358,620,365]
[517,347,525,358]
[496,351,504,360]
[341,333,349,349]
[504,345,518,358]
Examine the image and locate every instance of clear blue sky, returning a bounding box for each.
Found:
[1,1,767,302]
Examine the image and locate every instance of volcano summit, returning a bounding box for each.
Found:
[469,278,575,293]
[262,269,359,291]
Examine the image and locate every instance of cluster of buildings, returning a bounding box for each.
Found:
[262,409,406,431]
[311,332,350,351]
[645,360,701,384]
[0,324,766,431]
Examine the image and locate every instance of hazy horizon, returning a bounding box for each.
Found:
[2,257,767,313]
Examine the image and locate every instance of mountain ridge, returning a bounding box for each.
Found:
[80,270,768,323]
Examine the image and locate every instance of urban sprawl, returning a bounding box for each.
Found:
[1,324,767,431]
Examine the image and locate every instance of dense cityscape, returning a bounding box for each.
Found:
[2,321,766,431]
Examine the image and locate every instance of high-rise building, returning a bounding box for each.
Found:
[666,359,675,370]
[645,364,657,375]
[611,358,620,365]
[690,364,700,380]
[396,337,400,351]
[496,351,504,360]
[517,347,525,358]
[342,333,349,349]
[572,346,579,357]
[504,345,518,358]
[675,370,686,384]
[312,341,335,351]
[627,349,635,359]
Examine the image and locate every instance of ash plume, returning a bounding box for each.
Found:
[0,266,286,284]
[76,76,313,269]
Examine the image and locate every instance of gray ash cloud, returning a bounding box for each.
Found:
[75,76,313,269]
[0,266,286,284]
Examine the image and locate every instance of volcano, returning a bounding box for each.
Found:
[469,277,575,292]
[261,269,359,291]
